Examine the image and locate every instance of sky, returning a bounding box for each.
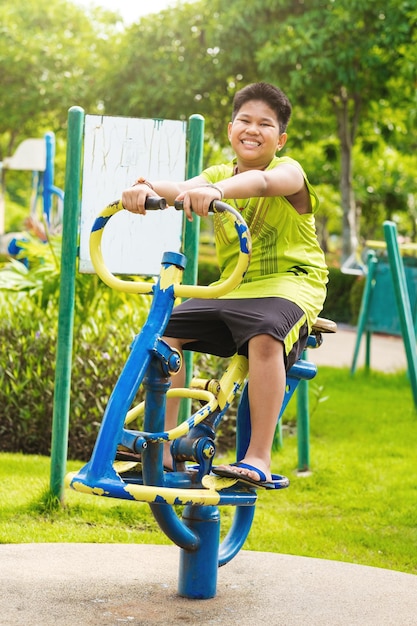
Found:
[74,0,179,24]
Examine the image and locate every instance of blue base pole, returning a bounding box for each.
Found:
[178,505,220,599]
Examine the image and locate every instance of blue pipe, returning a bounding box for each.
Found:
[218,506,256,566]
[85,278,177,480]
[43,132,55,224]
[178,505,220,598]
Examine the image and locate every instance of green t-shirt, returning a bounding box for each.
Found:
[202,155,328,328]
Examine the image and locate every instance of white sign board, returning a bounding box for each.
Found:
[79,115,186,275]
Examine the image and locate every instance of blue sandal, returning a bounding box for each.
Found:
[212,461,275,489]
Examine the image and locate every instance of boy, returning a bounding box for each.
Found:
[121,82,328,487]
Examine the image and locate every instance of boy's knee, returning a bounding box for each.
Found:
[249,334,283,359]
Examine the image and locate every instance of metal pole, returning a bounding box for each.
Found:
[178,505,220,599]
[43,131,55,224]
[383,221,417,408]
[179,114,204,423]
[296,352,310,472]
[351,251,378,374]
[182,114,204,285]
[49,106,84,500]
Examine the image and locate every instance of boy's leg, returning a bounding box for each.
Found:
[216,334,285,483]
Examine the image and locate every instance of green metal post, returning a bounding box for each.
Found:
[182,114,204,285]
[351,251,378,375]
[383,221,417,408]
[296,352,310,472]
[179,114,205,423]
[49,106,84,500]
[365,330,371,370]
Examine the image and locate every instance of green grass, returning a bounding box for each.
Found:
[1,367,417,575]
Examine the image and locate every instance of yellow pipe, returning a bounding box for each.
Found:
[90,200,251,298]
[366,239,417,254]
[66,472,239,505]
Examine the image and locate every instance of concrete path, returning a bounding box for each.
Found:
[309,325,408,372]
[1,543,417,626]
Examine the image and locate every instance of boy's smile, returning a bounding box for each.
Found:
[228,100,287,171]
[241,139,262,147]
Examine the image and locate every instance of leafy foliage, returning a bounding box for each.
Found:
[0,232,238,459]
[1,0,416,253]
[321,268,360,324]
[98,0,417,256]
[253,0,417,258]
[0,0,122,156]
[0,235,151,459]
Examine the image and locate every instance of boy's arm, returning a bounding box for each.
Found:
[214,163,306,205]
[122,162,311,219]
[177,162,311,217]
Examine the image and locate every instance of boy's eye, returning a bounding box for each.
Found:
[236,118,272,127]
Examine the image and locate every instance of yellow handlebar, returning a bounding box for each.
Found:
[89,199,252,298]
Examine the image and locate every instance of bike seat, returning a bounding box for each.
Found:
[312,317,337,333]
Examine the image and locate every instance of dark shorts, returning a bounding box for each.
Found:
[164,297,309,371]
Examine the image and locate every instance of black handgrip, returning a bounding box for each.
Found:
[174,200,219,213]
[144,196,167,210]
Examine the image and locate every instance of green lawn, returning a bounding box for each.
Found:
[1,366,416,576]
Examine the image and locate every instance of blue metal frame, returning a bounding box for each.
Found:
[6,131,64,259]
[43,131,64,225]
[66,201,323,599]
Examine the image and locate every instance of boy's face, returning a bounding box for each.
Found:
[228,100,287,170]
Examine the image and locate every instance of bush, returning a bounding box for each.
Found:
[0,234,237,461]
[321,267,360,324]
[0,305,154,460]
[349,275,366,323]
[0,302,235,460]
[0,235,151,460]
[197,258,220,285]
[0,323,55,455]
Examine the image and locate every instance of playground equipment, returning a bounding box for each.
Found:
[351,221,417,406]
[66,195,336,599]
[0,132,64,254]
[51,108,322,507]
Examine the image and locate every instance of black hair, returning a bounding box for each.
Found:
[231,82,292,133]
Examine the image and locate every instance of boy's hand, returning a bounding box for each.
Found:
[121,184,151,215]
[176,186,222,221]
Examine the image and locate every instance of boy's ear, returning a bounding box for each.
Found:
[276,133,288,151]
[227,121,233,141]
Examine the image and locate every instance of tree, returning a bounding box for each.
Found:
[354,142,417,241]
[99,1,257,146]
[2,0,415,255]
[0,0,122,157]
[252,0,416,260]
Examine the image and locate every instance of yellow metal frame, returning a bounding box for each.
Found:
[89,199,251,298]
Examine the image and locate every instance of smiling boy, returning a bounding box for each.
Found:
[121,82,328,487]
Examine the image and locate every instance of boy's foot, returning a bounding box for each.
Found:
[212,459,274,488]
